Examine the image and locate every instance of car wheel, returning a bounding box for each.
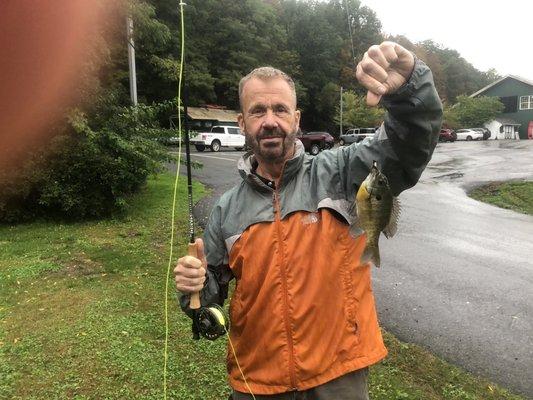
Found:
[210,140,221,152]
[310,143,320,156]
[466,136,472,141]
[195,144,205,152]
[339,139,345,146]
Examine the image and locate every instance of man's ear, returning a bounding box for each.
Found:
[237,113,245,133]
[295,109,301,130]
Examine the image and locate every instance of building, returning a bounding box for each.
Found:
[470,75,533,139]
[170,106,239,131]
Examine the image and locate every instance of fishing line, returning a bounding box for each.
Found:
[163,2,255,399]
[163,1,185,398]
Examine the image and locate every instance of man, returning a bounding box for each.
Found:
[175,41,442,399]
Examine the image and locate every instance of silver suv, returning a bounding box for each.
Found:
[339,127,377,145]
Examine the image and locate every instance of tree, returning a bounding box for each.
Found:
[335,91,384,129]
[447,95,504,128]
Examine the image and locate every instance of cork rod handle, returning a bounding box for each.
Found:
[188,242,201,310]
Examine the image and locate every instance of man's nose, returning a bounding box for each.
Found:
[261,109,278,130]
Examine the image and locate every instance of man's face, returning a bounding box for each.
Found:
[238,77,300,163]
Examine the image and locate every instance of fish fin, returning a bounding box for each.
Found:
[362,243,381,268]
[383,196,401,239]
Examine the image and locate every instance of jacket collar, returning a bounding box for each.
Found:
[238,139,305,191]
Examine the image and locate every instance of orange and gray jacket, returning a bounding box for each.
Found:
[181,59,442,395]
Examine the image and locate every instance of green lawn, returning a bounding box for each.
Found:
[0,173,524,399]
[469,181,533,216]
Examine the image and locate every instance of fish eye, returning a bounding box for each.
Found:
[378,180,384,185]
[376,195,382,201]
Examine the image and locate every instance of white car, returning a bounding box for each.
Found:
[190,125,245,152]
[455,129,484,141]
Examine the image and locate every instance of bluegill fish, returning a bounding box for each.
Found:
[350,161,400,267]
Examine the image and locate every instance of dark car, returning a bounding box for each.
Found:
[297,131,334,155]
[472,127,491,140]
[439,128,456,142]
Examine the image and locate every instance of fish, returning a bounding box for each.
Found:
[349,160,400,267]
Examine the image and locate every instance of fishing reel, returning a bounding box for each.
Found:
[192,304,230,341]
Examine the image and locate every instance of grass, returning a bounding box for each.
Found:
[0,173,525,399]
[469,181,533,215]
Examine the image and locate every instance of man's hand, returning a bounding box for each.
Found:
[174,238,207,294]
[356,41,415,107]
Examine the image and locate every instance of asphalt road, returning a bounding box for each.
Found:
[169,140,533,397]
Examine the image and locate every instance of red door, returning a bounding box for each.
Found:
[528,121,533,139]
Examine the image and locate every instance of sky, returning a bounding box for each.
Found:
[360,0,533,80]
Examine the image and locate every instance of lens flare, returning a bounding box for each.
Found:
[0,1,112,173]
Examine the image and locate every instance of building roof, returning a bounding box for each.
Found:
[470,75,533,98]
[187,106,239,122]
[495,117,521,126]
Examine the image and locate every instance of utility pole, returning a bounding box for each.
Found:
[339,86,343,137]
[126,16,138,106]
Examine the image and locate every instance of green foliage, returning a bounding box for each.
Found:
[335,90,385,129]
[127,0,496,132]
[469,181,533,216]
[0,98,172,223]
[280,0,383,129]
[443,105,461,129]
[446,95,504,128]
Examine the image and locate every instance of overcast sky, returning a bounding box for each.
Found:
[360,0,533,80]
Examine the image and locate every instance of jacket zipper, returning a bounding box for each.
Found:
[273,189,297,390]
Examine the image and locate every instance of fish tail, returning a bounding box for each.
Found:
[362,242,381,268]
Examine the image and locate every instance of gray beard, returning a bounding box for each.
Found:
[245,129,297,163]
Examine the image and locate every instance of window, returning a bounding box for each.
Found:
[519,95,533,110]
[228,128,241,135]
[499,96,518,113]
[211,127,225,133]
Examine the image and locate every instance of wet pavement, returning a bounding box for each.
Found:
[376,140,533,397]
[169,139,533,397]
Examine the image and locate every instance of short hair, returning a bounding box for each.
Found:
[238,66,297,110]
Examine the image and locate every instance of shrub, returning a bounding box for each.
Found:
[0,97,174,223]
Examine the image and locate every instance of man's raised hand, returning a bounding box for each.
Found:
[356,41,415,107]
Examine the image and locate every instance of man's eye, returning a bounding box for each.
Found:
[275,106,288,114]
[250,108,265,116]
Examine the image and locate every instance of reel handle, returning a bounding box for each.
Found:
[188,242,201,310]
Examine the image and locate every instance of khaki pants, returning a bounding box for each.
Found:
[232,368,369,400]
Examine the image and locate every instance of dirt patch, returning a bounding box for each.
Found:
[50,254,103,277]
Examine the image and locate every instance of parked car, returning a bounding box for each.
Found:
[297,131,334,155]
[455,129,484,141]
[439,128,456,142]
[472,127,491,140]
[339,127,377,145]
[189,125,244,152]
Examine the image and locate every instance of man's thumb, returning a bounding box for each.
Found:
[366,91,381,107]
[195,238,207,265]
